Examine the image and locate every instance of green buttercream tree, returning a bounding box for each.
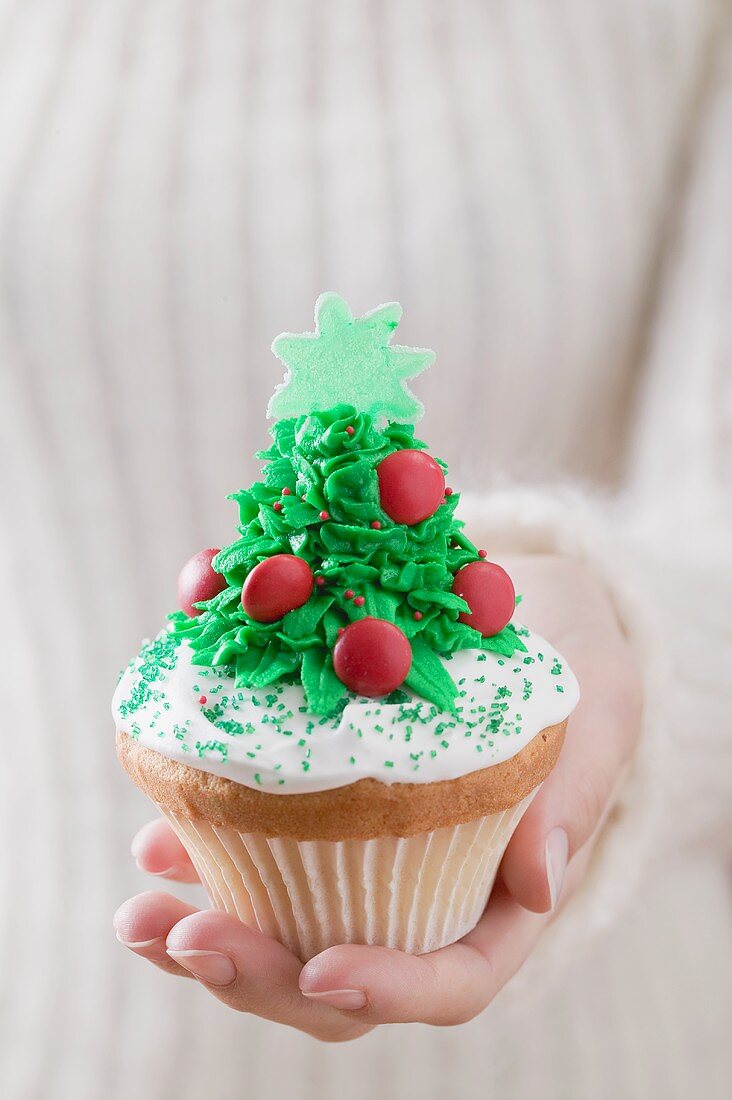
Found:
[171,294,525,716]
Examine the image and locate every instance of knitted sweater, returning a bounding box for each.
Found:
[0,2,731,1098]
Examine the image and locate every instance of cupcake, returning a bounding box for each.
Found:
[114,293,579,961]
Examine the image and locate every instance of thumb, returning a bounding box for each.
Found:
[500,654,640,913]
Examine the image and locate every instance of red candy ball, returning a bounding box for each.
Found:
[177,548,226,616]
[377,449,445,526]
[242,554,314,623]
[333,617,412,697]
[452,560,515,637]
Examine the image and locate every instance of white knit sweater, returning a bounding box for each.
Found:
[1,2,731,1098]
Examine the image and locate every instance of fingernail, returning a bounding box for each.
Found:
[135,861,179,878]
[545,827,569,909]
[167,949,237,986]
[301,988,367,1011]
[116,932,164,950]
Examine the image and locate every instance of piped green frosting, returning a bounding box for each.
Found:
[170,404,525,715]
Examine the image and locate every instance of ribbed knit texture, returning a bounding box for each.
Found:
[1,2,731,1098]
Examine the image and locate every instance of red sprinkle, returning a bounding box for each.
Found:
[198,695,207,705]
[478,549,488,558]
[413,611,423,621]
[319,510,330,521]
[282,487,291,496]
[344,589,355,600]
[272,501,283,512]
[370,520,382,529]
[315,576,326,587]
[345,425,355,436]
[353,595,365,607]
[445,487,454,496]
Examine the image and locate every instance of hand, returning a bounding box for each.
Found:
[114,554,642,1041]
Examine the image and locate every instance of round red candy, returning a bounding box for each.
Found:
[241,554,314,623]
[377,449,445,525]
[177,548,226,616]
[452,560,515,637]
[333,617,412,697]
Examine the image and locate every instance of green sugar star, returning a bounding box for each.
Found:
[267,292,435,424]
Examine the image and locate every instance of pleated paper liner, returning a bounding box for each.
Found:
[162,790,536,961]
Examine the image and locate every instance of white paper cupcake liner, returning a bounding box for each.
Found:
[162,789,536,961]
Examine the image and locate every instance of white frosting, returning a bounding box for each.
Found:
[113,626,578,794]
[112,624,576,796]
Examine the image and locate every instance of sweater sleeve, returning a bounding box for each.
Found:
[462,32,732,979]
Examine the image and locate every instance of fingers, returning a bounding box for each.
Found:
[131,818,200,883]
[299,880,549,1026]
[121,824,368,1040]
[115,892,540,1035]
[500,637,642,913]
[115,864,594,1033]
[164,910,371,1042]
[114,890,200,977]
[114,890,369,1041]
